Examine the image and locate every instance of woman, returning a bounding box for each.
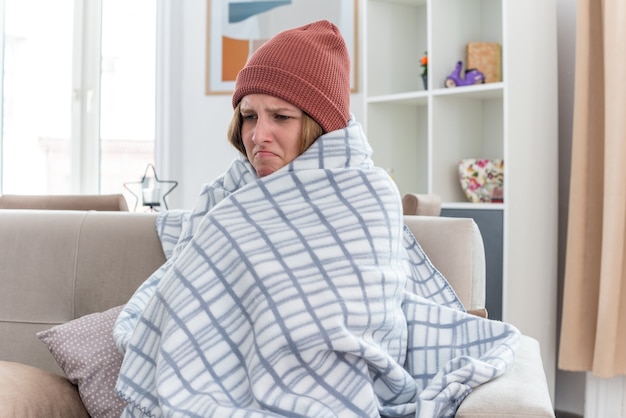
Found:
[114,20,519,418]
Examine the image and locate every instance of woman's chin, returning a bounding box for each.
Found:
[255,165,277,177]
[253,159,286,177]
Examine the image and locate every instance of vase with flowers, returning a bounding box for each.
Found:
[420,51,428,89]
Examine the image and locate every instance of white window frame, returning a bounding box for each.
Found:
[0,0,167,194]
[0,0,5,187]
[155,0,171,181]
[72,0,101,193]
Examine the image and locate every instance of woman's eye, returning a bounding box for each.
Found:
[242,114,256,121]
[275,114,289,121]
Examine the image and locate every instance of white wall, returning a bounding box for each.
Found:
[160,0,237,209]
[163,0,584,414]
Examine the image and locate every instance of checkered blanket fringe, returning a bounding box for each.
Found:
[113,117,519,418]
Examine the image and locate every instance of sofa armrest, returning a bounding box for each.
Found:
[403,215,486,315]
[402,193,442,216]
[456,335,555,417]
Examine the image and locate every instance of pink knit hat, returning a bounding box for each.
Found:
[232,20,351,133]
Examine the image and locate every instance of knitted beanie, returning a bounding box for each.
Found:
[232,20,351,133]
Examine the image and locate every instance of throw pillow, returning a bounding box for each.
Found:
[37,305,126,418]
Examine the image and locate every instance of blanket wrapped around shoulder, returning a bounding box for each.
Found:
[113,118,520,417]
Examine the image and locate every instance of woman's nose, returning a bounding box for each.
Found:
[252,117,271,144]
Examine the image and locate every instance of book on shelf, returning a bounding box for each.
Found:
[466,42,502,83]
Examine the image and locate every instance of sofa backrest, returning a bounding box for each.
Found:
[0,210,163,373]
[0,210,486,375]
[0,194,129,211]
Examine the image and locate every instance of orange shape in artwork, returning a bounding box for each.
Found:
[222,36,249,82]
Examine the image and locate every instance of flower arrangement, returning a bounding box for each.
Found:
[420,52,428,76]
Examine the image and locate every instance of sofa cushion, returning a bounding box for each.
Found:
[0,361,89,418]
[37,305,126,418]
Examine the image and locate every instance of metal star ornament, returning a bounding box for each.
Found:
[123,163,178,211]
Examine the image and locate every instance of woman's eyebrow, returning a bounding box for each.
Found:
[243,105,298,114]
[267,106,301,115]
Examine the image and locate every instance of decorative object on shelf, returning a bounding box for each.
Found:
[123,163,178,211]
[466,42,502,83]
[420,51,428,89]
[445,61,485,88]
[458,158,504,203]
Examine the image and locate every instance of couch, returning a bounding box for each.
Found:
[0,209,555,417]
[0,194,129,211]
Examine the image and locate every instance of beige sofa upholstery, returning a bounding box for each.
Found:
[402,193,443,217]
[402,193,486,317]
[0,194,129,211]
[0,209,554,417]
[404,216,487,318]
[0,211,164,375]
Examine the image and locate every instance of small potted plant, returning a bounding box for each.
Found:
[420,51,428,89]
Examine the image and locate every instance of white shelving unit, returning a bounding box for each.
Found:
[362,0,558,400]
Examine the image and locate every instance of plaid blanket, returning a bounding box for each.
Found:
[113,118,519,417]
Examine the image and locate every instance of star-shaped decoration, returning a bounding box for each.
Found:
[123,163,178,212]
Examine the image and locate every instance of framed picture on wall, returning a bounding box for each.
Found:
[205,0,358,95]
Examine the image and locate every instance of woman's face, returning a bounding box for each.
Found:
[240,94,304,177]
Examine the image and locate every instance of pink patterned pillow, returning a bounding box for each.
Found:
[37,305,125,418]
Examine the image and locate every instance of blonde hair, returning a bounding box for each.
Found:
[227,103,324,157]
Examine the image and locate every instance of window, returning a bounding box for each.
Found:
[0,0,157,198]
